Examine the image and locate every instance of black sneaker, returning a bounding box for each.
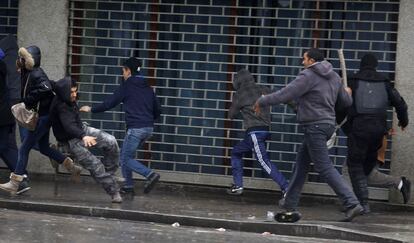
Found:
[361,203,371,215]
[16,178,31,195]
[226,184,243,195]
[401,177,411,204]
[341,204,363,222]
[144,172,160,194]
[120,187,135,195]
[274,210,302,223]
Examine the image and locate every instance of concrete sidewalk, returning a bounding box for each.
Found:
[0,173,413,243]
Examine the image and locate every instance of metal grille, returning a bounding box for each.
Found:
[68,0,399,191]
[0,0,18,39]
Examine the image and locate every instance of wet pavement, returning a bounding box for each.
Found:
[0,173,413,242]
[0,209,361,243]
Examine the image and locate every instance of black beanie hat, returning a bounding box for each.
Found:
[360,53,378,69]
[123,57,141,75]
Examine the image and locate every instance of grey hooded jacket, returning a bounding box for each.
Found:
[257,61,352,125]
[229,69,271,131]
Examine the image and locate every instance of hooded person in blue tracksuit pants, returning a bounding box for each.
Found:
[227,68,289,196]
[80,57,161,195]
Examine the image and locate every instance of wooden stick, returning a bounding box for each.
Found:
[337,49,348,88]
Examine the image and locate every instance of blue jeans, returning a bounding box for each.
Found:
[231,131,289,191]
[0,124,18,172]
[120,127,154,188]
[284,123,359,210]
[19,125,40,151]
[14,115,66,175]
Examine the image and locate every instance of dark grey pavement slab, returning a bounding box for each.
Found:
[0,209,362,243]
[0,174,412,242]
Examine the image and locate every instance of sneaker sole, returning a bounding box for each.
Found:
[16,187,31,195]
[226,190,243,196]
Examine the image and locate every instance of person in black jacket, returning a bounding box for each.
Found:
[0,36,30,195]
[344,53,409,213]
[0,45,81,194]
[49,77,122,203]
[0,49,18,178]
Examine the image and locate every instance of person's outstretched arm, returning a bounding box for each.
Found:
[80,84,124,113]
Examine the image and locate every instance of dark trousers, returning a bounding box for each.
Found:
[15,115,66,175]
[347,116,387,205]
[284,123,359,210]
[0,124,18,172]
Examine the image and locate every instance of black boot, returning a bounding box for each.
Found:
[274,210,302,223]
[144,172,160,194]
[341,204,364,222]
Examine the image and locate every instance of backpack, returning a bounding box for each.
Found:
[354,80,388,114]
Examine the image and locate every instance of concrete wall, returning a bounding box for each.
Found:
[16,0,69,173]
[390,0,414,204]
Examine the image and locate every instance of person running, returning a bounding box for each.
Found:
[227,68,289,196]
[255,48,363,223]
[342,53,409,212]
[80,57,161,195]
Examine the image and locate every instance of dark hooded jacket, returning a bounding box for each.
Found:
[229,69,271,132]
[0,34,20,104]
[342,54,408,134]
[258,61,352,125]
[91,75,161,129]
[0,59,14,126]
[19,45,55,116]
[49,77,85,142]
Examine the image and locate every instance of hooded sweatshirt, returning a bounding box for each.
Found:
[91,75,161,129]
[258,61,352,125]
[229,69,271,132]
[49,77,85,142]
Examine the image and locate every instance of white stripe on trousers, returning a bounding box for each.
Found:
[250,133,272,174]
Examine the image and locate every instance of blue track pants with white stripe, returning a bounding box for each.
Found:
[231,131,288,191]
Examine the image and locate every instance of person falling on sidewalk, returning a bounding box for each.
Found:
[80,57,161,196]
[227,68,289,197]
[49,77,122,203]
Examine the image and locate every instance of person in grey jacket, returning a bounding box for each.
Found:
[255,48,363,223]
[227,69,288,196]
